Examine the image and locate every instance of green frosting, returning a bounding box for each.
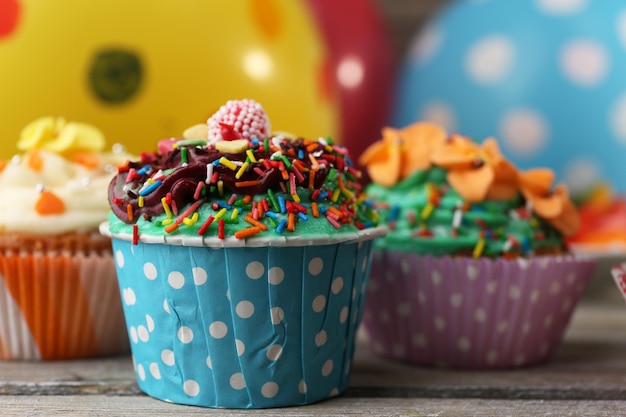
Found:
[367,168,564,257]
[106,182,376,240]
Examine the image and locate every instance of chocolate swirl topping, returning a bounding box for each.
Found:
[109,138,333,224]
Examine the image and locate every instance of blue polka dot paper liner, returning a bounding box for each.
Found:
[110,236,377,408]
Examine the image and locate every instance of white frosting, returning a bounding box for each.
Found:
[0,150,131,234]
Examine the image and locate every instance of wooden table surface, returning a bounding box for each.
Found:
[2,288,626,417]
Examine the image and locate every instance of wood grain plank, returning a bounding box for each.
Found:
[0,304,625,401]
[0,396,624,417]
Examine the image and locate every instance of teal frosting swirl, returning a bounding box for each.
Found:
[367,168,564,257]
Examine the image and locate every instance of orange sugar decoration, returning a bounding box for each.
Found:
[309,168,317,189]
[312,202,320,218]
[27,149,44,172]
[287,212,295,232]
[235,226,262,240]
[327,206,343,219]
[244,215,268,231]
[126,203,134,221]
[235,180,261,188]
[71,152,100,169]
[0,160,6,174]
[35,190,66,215]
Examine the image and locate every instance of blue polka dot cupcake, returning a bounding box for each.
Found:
[100,99,385,408]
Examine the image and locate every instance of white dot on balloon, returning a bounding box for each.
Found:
[308,258,324,276]
[129,326,138,344]
[209,321,228,339]
[230,372,246,390]
[163,299,170,314]
[337,55,364,89]
[261,382,279,398]
[535,0,588,15]
[183,380,200,397]
[563,158,602,194]
[560,39,608,87]
[268,266,285,285]
[115,250,125,268]
[243,50,273,81]
[168,271,185,289]
[612,93,626,144]
[236,300,255,319]
[266,344,283,361]
[192,267,208,285]
[143,262,157,280]
[409,23,443,66]
[499,108,548,156]
[420,101,456,133]
[465,35,515,85]
[161,349,175,366]
[246,261,264,279]
[312,295,326,313]
[177,326,194,344]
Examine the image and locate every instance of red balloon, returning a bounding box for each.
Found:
[304,0,396,163]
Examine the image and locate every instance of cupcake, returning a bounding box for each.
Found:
[0,116,132,360]
[100,99,385,408]
[359,122,595,369]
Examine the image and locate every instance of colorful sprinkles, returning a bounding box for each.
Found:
[109,134,379,244]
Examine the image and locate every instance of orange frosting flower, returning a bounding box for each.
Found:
[518,169,580,236]
[361,121,581,237]
[430,135,518,202]
[359,122,446,186]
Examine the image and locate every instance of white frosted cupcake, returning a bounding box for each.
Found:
[0,117,132,360]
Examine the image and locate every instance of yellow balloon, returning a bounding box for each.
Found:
[0,0,338,159]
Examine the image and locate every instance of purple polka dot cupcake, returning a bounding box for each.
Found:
[100,100,385,408]
[359,122,595,369]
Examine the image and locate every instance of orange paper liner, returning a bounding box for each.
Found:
[0,252,129,360]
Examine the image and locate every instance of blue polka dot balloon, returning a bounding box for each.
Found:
[394,0,626,194]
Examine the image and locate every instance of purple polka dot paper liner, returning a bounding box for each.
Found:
[611,263,626,303]
[111,237,375,408]
[362,252,595,369]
